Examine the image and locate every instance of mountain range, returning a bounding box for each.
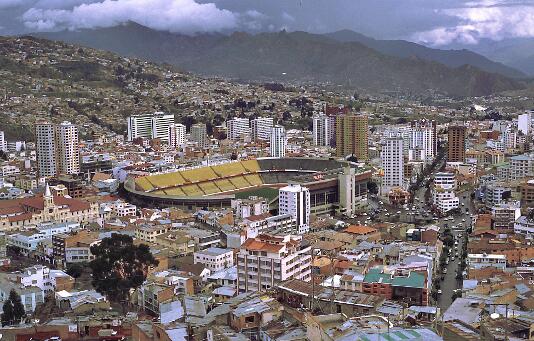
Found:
[32,23,527,97]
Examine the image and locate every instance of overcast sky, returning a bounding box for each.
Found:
[1,0,534,46]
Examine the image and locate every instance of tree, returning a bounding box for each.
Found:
[10,290,25,323]
[2,290,25,326]
[66,263,84,279]
[1,300,14,326]
[347,154,358,163]
[89,234,159,302]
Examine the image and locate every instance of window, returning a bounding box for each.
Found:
[245,315,255,323]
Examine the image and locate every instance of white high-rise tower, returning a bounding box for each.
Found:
[168,123,186,149]
[270,125,286,158]
[279,184,310,234]
[56,121,80,175]
[36,122,57,177]
[381,136,404,195]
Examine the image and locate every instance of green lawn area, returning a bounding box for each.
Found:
[234,187,280,201]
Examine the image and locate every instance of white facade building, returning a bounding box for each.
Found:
[193,247,234,272]
[410,120,436,162]
[236,234,311,293]
[127,112,175,142]
[278,184,310,234]
[56,121,80,175]
[432,172,459,214]
[168,123,186,149]
[313,115,333,147]
[518,112,531,135]
[227,118,250,140]
[467,253,506,270]
[36,122,57,177]
[191,123,209,148]
[381,136,404,195]
[251,117,273,141]
[270,125,286,158]
[0,131,7,152]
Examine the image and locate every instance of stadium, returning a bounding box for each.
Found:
[123,157,372,214]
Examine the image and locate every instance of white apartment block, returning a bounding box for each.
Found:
[191,123,209,148]
[231,196,269,220]
[518,112,531,135]
[251,117,274,141]
[127,112,175,142]
[509,154,534,180]
[313,115,333,147]
[514,216,534,236]
[240,213,297,240]
[36,122,57,177]
[279,184,310,234]
[270,125,286,158]
[236,234,311,293]
[410,120,436,162]
[227,118,250,140]
[56,121,80,175]
[17,265,73,293]
[168,123,186,148]
[381,136,404,195]
[0,131,7,152]
[432,172,459,214]
[193,247,234,272]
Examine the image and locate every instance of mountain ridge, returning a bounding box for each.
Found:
[32,23,526,97]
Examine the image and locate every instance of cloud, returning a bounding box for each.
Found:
[0,0,29,9]
[413,0,534,45]
[21,0,238,33]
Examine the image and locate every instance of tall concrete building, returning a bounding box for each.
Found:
[270,125,286,158]
[410,119,437,162]
[236,234,311,293]
[518,112,532,136]
[191,123,209,149]
[127,112,175,142]
[338,167,370,216]
[168,123,186,149]
[0,131,7,152]
[381,136,404,195]
[36,121,79,177]
[278,184,310,234]
[312,115,334,147]
[227,118,250,140]
[36,122,57,177]
[250,117,273,141]
[335,114,368,160]
[55,121,80,176]
[447,125,467,163]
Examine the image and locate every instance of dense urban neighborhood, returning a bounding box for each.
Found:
[0,34,534,341]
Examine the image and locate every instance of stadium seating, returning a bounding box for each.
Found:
[212,162,247,177]
[214,179,236,192]
[244,174,263,186]
[181,184,204,196]
[135,177,154,191]
[241,160,261,173]
[198,182,221,195]
[180,167,218,183]
[229,176,251,189]
[147,172,186,189]
[164,188,186,196]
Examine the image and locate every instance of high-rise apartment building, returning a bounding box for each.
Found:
[410,119,437,162]
[0,131,6,152]
[335,114,368,160]
[36,121,79,177]
[381,136,404,195]
[55,121,80,176]
[168,123,186,149]
[227,118,250,140]
[36,122,57,177]
[236,234,311,293]
[127,112,175,142]
[447,125,467,163]
[313,115,334,147]
[191,123,209,149]
[518,112,532,136]
[270,125,286,158]
[251,117,273,141]
[278,184,310,234]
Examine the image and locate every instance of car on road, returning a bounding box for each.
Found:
[437,289,442,294]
